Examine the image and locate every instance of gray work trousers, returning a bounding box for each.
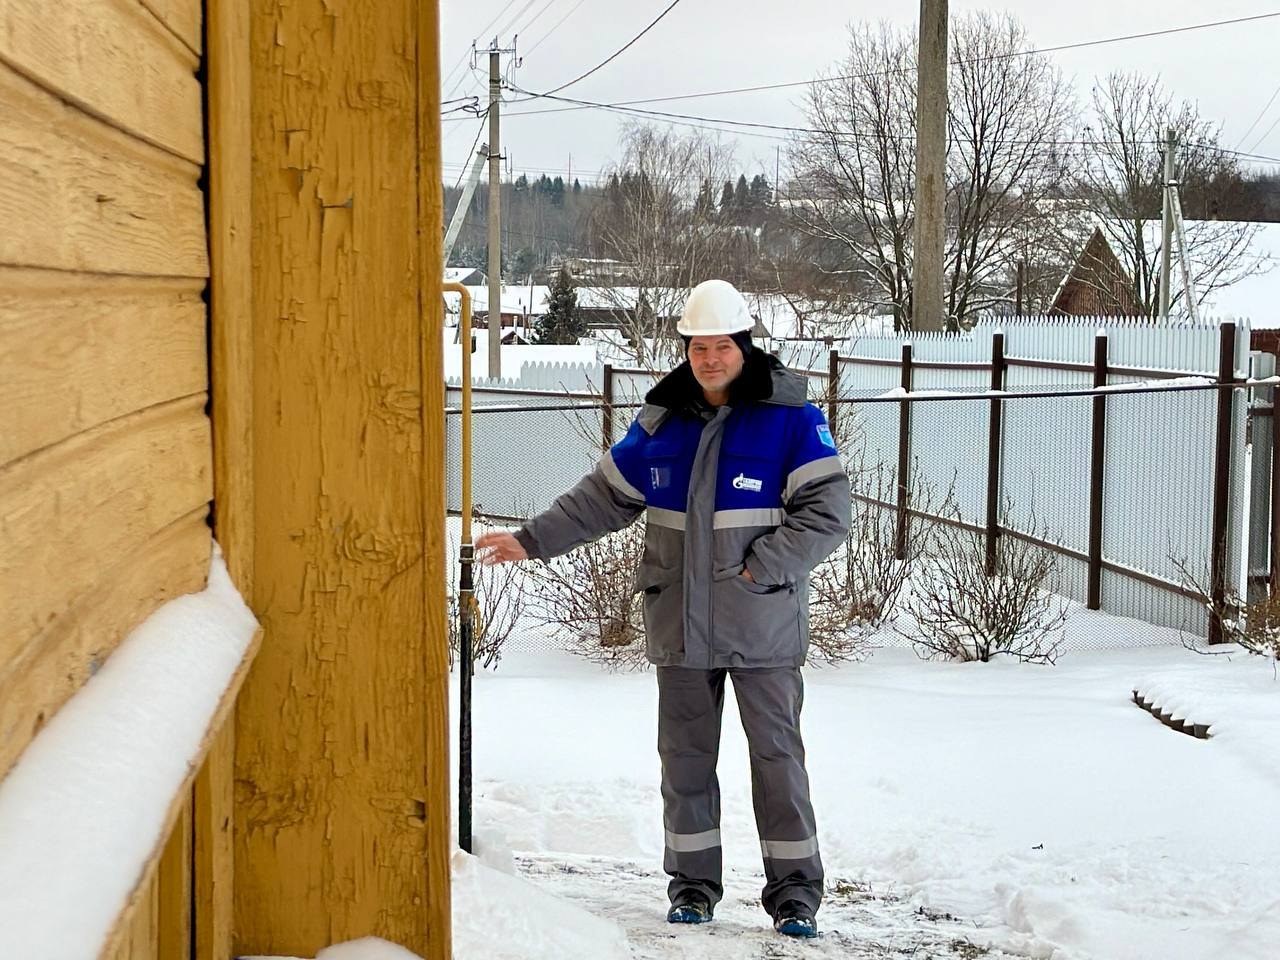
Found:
[657,665,823,917]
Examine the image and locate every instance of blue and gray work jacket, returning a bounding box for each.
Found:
[516,354,851,669]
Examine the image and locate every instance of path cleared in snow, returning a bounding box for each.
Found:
[512,852,1007,959]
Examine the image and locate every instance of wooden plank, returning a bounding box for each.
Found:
[101,628,264,960]
[209,0,255,597]
[0,397,212,673]
[234,0,438,954]
[159,792,195,959]
[0,0,202,164]
[0,62,207,278]
[0,508,210,781]
[202,2,253,952]
[0,268,207,467]
[417,2,452,958]
[194,719,235,960]
[138,0,204,57]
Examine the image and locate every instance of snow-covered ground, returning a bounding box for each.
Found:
[268,634,1280,960]
[442,635,1280,960]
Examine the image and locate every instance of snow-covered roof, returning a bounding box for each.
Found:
[573,286,688,314]
[1197,221,1280,327]
[1071,217,1279,325]
[444,266,484,285]
[444,284,551,316]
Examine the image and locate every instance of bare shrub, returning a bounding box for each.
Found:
[446,530,528,670]
[903,506,1068,664]
[525,521,650,670]
[808,463,925,663]
[1171,554,1280,660]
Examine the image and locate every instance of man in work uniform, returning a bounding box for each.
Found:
[476,279,851,938]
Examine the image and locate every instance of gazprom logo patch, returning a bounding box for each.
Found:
[732,473,764,492]
[816,424,836,448]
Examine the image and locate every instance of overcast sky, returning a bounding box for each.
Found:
[439,0,1280,186]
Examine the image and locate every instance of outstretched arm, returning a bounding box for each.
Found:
[478,424,649,564]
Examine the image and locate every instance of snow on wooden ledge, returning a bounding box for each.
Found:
[0,543,260,960]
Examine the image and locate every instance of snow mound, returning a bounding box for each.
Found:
[452,850,631,959]
[316,938,424,960]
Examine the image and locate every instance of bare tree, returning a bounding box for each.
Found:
[1079,72,1268,317]
[788,13,1077,330]
[589,123,741,367]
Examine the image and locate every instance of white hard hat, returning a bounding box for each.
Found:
[677,279,754,336]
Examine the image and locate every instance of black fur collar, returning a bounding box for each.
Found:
[644,352,804,413]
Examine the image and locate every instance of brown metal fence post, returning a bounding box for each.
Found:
[828,348,839,438]
[1209,322,1238,643]
[601,362,614,451]
[1272,387,1280,596]
[985,331,1006,576]
[895,342,914,560]
[1088,331,1108,610]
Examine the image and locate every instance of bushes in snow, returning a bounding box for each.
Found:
[448,531,529,670]
[525,522,649,670]
[807,464,923,664]
[1171,553,1280,660]
[902,505,1067,664]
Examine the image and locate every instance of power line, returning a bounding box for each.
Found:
[1234,80,1280,151]
[525,0,590,55]
[1247,111,1280,156]
[529,0,686,97]
[506,9,1280,111]
[503,83,1280,164]
[492,0,541,42]
[453,116,490,192]
[515,0,561,37]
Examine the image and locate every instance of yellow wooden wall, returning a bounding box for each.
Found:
[0,1,215,956]
[1,0,450,955]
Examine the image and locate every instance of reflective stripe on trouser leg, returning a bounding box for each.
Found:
[730,666,824,917]
[657,666,727,908]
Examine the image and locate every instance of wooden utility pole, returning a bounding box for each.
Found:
[488,44,503,376]
[1159,127,1176,319]
[912,0,948,331]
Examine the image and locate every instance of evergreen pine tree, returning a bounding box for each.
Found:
[733,174,751,213]
[535,267,584,344]
[694,179,716,219]
[719,180,735,218]
[749,174,771,209]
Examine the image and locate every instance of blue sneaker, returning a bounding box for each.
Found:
[773,900,818,938]
[667,892,714,924]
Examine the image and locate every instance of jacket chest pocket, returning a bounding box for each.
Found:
[644,440,685,497]
[720,435,783,504]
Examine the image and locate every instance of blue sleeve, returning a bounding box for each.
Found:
[608,418,651,501]
[781,404,843,502]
